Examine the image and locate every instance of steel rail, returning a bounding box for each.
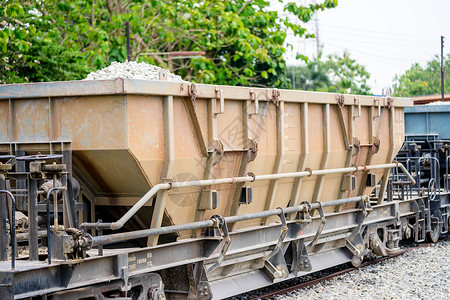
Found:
[81,162,414,231]
[90,196,366,247]
[249,246,425,300]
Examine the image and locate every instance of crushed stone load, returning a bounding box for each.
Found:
[84,61,186,82]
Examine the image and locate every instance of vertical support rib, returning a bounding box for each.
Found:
[63,148,77,229]
[208,98,218,142]
[312,104,330,205]
[192,98,219,236]
[0,175,7,261]
[28,179,39,261]
[288,103,309,220]
[15,149,26,211]
[148,96,174,246]
[229,100,252,231]
[263,102,285,225]
[357,106,375,195]
[336,104,354,211]
[8,99,14,154]
[358,103,385,196]
[377,107,395,204]
[48,97,53,141]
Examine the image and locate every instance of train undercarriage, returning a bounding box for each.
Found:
[0,149,448,300]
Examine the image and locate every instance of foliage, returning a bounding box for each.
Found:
[0,1,91,83]
[288,51,371,95]
[0,0,338,87]
[392,55,450,97]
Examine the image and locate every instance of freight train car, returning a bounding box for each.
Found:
[394,102,450,242]
[0,79,447,299]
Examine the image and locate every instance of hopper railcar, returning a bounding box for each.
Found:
[0,79,448,299]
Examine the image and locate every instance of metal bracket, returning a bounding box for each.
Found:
[336,94,345,108]
[307,202,326,250]
[387,97,393,109]
[359,196,371,218]
[214,88,224,116]
[345,237,364,267]
[304,168,313,177]
[353,97,361,118]
[188,84,197,109]
[374,98,381,118]
[162,178,174,190]
[208,139,224,165]
[345,197,371,266]
[352,137,360,156]
[249,90,259,116]
[265,208,288,261]
[207,215,230,273]
[296,201,312,224]
[386,89,393,109]
[119,266,132,292]
[291,239,312,273]
[272,89,280,106]
[372,136,380,154]
[246,138,258,162]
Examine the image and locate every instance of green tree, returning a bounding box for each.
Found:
[392,55,450,97]
[0,2,92,83]
[289,53,330,91]
[0,0,338,87]
[288,51,371,95]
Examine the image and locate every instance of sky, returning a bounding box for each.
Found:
[282,0,450,95]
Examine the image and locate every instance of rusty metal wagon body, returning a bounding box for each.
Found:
[1,79,446,299]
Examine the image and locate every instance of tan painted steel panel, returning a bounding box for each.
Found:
[0,79,412,236]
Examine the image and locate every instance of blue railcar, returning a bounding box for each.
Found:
[394,102,450,244]
[397,103,450,190]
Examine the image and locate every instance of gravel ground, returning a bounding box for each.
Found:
[84,61,185,81]
[276,240,449,300]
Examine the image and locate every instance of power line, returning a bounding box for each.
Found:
[319,30,438,46]
[321,36,439,54]
[318,20,438,40]
[323,42,417,66]
[288,38,435,63]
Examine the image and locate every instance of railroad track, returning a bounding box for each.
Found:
[246,242,441,300]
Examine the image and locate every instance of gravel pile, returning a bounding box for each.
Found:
[276,240,449,300]
[84,61,185,81]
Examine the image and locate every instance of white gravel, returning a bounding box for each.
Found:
[84,61,186,81]
[277,241,450,300]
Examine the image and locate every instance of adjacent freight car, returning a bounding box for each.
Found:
[395,102,450,242]
[0,79,448,299]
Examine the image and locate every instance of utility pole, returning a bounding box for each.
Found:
[126,22,131,61]
[292,67,296,90]
[441,36,445,101]
[313,0,320,56]
[315,17,320,55]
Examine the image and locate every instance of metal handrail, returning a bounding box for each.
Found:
[0,190,15,270]
[418,157,441,191]
[446,156,450,191]
[80,162,415,231]
[90,196,367,247]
